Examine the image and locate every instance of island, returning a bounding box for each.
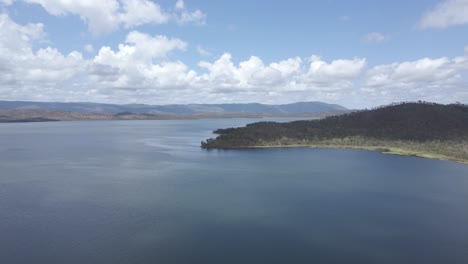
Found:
[201,102,468,164]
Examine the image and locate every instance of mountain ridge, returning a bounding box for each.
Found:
[0,100,347,115]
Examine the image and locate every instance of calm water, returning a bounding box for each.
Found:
[1,119,468,264]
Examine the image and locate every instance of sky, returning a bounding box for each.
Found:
[0,0,467,108]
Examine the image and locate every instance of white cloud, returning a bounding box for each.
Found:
[27,48,84,82]
[21,0,204,34]
[365,57,460,88]
[91,31,190,89]
[197,46,212,57]
[85,43,468,106]
[198,53,240,88]
[306,56,366,81]
[419,0,468,29]
[175,9,206,25]
[118,0,170,28]
[196,54,365,95]
[270,57,303,77]
[93,31,187,68]
[124,31,187,59]
[24,0,122,34]
[0,13,45,54]
[0,13,467,107]
[363,56,467,105]
[0,14,83,85]
[363,32,387,43]
[173,0,206,25]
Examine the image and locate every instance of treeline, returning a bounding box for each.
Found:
[201,102,468,148]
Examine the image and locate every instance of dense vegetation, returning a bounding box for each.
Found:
[201,102,468,163]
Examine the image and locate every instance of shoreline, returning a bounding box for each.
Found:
[0,115,322,123]
[213,144,468,164]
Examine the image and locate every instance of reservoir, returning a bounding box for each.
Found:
[1,119,468,264]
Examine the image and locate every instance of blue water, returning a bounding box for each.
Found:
[1,119,468,264]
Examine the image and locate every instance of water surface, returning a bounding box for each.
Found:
[1,119,468,264]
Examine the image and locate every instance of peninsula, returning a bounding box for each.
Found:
[201,102,468,164]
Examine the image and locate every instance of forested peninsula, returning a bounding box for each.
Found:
[201,102,468,164]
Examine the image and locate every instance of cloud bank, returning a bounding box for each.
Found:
[0,13,467,107]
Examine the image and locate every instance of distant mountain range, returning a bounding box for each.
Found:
[0,101,347,115]
[0,101,348,122]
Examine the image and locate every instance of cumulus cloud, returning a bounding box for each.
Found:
[0,14,83,86]
[24,0,121,34]
[365,58,458,87]
[19,0,204,34]
[90,31,190,89]
[0,10,367,105]
[0,13,467,107]
[307,56,366,81]
[87,45,468,106]
[363,56,467,105]
[0,13,45,53]
[118,0,170,28]
[93,31,187,67]
[419,0,468,29]
[193,54,367,98]
[173,0,206,25]
[198,54,292,89]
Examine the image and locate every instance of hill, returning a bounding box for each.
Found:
[0,101,346,115]
[0,101,348,122]
[201,102,468,163]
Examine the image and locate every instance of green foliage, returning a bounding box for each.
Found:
[201,102,468,163]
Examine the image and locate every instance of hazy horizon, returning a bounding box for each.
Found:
[0,99,465,111]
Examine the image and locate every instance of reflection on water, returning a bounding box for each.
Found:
[1,119,468,264]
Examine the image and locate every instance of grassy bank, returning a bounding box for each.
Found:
[201,103,468,164]
[241,137,468,164]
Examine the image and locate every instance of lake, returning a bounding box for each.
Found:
[1,119,468,264]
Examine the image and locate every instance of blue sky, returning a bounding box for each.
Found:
[0,0,467,108]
